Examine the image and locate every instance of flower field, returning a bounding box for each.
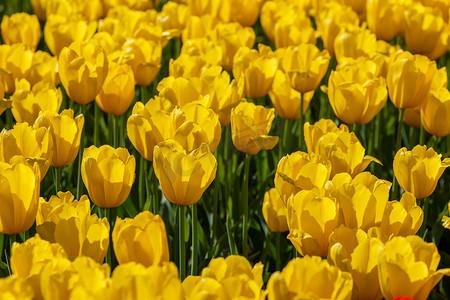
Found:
[2,0,450,299]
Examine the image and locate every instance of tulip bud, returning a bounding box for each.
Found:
[274,13,316,48]
[421,87,450,137]
[366,0,404,41]
[81,145,136,208]
[1,13,40,50]
[334,26,377,64]
[26,50,59,87]
[0,44,34,94]
[262,188,289,232]
[113,211,170,266]
[0,277,34,299]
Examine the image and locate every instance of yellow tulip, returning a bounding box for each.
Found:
[34,109,84,167]
[281,44,330,94]
[81,145,136,208]
[157,1,190,37]
[366,0,404,41]
[274,13,316,48]
[334,26,378,64]
[209,22,255,71]
[442,202,450,229]
[337,0,366,15]
[259,1,289,42]
[153,140,217,206]
[233,44,278,99]
[327,172,391,231]
[157,76,201,107]
[286,189,339,257]
[122,38,162,86]
[387,51,436,109]
[404,107,421,129]
[315,2,360,56]
[113,211,170,266]
[226,0,264,26]
[404,4,445,56]
[189,0,222,19]
[0,161,39,234]
[59,40,108,105]
[231,101,279,155]
[0,277,34,300]
[0,44,34,94]
[182,15,218,41]
[421,87,450,136]
[262,188,289,232]
[11,79,62,125]
[378,235,450,300]
[169,53,213,79]
[274,151,331,204]
[1,13,40,50]
[267,256,353,300]
[96,61,135,116]
[11,234,68,299]
[0,122,53,179]
[269,70,314,120]
[182,276,228,300]
[328,63,387,124]
[380,191,423,238]
[26,50,59,87]
[393,145,450,199]
[110,262,184,300]
[328,226,384,300]
[304,118,349,153]
[31,0,47,21]
[44,14,97,57]
[0,81,9,116]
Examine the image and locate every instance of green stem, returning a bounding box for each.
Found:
[76,105,85,200]
[392,109,405,200]
[418,197,429,238]
[211,175,219,242]
[374,113,381,149]
[53,166,61,194]
[420,124,425,145]
[242,154,251,257]
[179,205,186,281]
[8,234,15,253]
[152,166,160,214]
[140,85,146,103]
[94,103,99,146]
[351,123,357,133]
[282,118,289,156]
[6,109,12,130]
[105,208,111,266]
[191,203,198,276]
[139,156,147,211]
[113,115,118,148]
[298,93,304,150]
[226,215,237,255]
[275,232,281,270]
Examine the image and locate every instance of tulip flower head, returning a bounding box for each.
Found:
[1,12,40,50]
[393,145,450,199]
[81,145,136,208]
[262,188,289,232]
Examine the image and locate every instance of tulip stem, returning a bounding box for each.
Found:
[242,154,251,257]
[8,234,15,253]
[191,203,198,276]
[76,105,86,200]
[392,109,405,200]
[139,156,147,211]
[282,118,289,156]
[113,115,118,148]
[420,124,425,145]
[53,166,61,194]
[275,232,281,270]
[418,197,429,238]
[298,93,305,150]
[5,109,12,130]
[152,167,160,214]
[179,205,186,281]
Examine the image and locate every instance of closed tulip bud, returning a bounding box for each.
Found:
[393,145,450,199]
[262,188,289,232]
[281,44,330,94]
[11,234,68,299]
[210,22,255,71]
[275,151,331,204]
[327,172,391,231]
[231,101,279,155]
[269,70,314,120]
[387,51,437,109]
[334,26,378,64]
[81,145,136,208]
[122,38,161,86]
[233,44,278,99]
[59,40,108,105]
[113,211,169,266]
[0,122,53,179]
[127,98,173,161]
[404,4,445,56]
[366,0,404,41]
[328,226,384,300]
[96,61,135,116]
[157,1,190,36]
[0,44,34,94]
[157,76,201,107]
[34,109,84,167]
[27,50,59,87]
[110,262,184,299]
[380,192,423,238]
[31,0,47,21]
[0,277,34,299]
[182,276,228,300]
[154,140,217,206]
[44,14,97,57]
[267,256,353,300]
[287,189,339,257]
[274,13,316,48]
[328,63,388,124]
[182,15,218,41]
[222,0,263,27]
[259,1,288,42]
[11,79,62,125]
[378,236,450,300]
[0,161,40,234]
[1,13,40,50]
[36,191,110,263]
[189,0,222,19]
[314,2,360,56]
[304,118,349,153]
[169,54,211,78]
[421,87,450,136]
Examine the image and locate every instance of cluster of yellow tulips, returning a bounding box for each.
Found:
[1,0,450,299]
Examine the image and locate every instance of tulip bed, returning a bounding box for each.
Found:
[2,0,450,299]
